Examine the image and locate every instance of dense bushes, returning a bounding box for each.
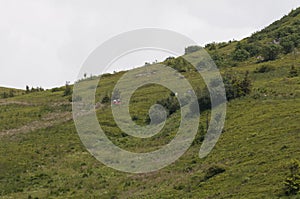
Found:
[288,65,298,77]
[231,49,250,61]
[163,56,194,72]
[254,65,274,73]
[1,90,14,99]
[101,94,110,104]
[284,159,300,196]
[156,92,180,116]
[63,83,72,96]
[185,46,202,54]
[26,85,44,94]
[223,71,252,101]
[261,44,282,61]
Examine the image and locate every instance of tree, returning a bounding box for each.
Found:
[63,82,72,96]
[157,92,180,116]
[261,44,281,61]
[26,85,30,93]
[240,71,252,95]
[281,37,295,54]
[223,71,252,101]
[244,43,262,57]
[232,49,250,61]
[205,42,217,51]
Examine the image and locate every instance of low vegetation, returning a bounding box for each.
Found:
[0,7,300,199]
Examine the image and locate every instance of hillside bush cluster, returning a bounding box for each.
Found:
[1,90,15,99]
[26,85,44,93]
[284,159,300,196]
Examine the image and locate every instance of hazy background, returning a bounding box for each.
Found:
[1,0,300,89]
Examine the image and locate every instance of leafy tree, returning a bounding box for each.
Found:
[210,51,225,67]
[231,49,250,61]
[205,42,217,51]
[223,71,252,100]
[281,37,295,54]
[157,92,180,116]
[240,71,251,95]
[261,44,281,61]
[197,87,211,111]
[63,82,72,96]
[163,56,193,72]
[244,43,262,57]
[26,85,30,93]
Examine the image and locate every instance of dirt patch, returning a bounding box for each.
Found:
[0,100,33,106]
[0,112,73,136]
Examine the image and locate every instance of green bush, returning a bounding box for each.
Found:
[261,44,281,61]
[284,159,300,196]
[223,71,252,101]
[185,45,202,54]
[204,165,226,181]
[254,65,274,73]
[157,92,180,116]
[63,84,72,96]
[288,65,298,78]
[101,94,110,104]
[281,39,295,54]
[231,49,250,61]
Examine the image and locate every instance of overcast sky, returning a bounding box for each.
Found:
[1,0,300,89]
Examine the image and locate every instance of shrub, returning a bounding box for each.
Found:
[244,43,262,57]
[205,42,217,51]
[2,92,8,98]
[163,56,192,72]
[157,93,180,116]
[223,71,252,100]
[51,87,63,92]
[284,159,300,196]
[101,94,110,104]
[254,65,274,73]
[281,39,295,54]
[209,51,226,67]
[204,165,226,181]
[261,44,281,61]
[185,45,202,54]
[8,90,14,98]
[231,49,250,61]
[288,65,298,78]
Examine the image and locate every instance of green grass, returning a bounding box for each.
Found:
[1,8,300,198]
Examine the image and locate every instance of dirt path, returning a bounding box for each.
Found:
[0,100,33,106]
[0,112,73,137]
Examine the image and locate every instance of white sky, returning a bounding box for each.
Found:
[0,0,300,89]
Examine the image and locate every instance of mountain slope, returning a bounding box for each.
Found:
[0,8,300,199]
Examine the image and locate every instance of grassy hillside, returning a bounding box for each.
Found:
[1,8,300,199]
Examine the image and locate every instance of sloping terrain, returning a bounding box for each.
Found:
[0,8,300,199]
